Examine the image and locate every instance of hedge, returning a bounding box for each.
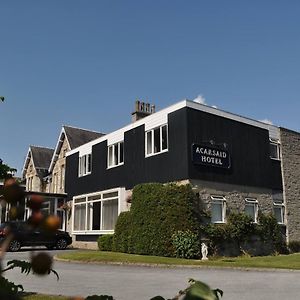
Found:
[113,183,200,257]
[97,234,114,251]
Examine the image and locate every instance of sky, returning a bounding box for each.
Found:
[1,1,300,175]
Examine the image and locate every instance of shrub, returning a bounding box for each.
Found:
[256,213,287,253]
[113,183,200,257]
[112,212,132,253]
[202,212,287,256]
[98,234,114,251]
[172,230,200,259]
[288,241,300,253]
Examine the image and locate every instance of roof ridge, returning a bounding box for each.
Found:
[30,145,54,150]
[63,125,105,135]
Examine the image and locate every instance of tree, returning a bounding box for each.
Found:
[0,96,4,102]
[0,159,16,179]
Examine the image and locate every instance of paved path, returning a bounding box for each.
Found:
[3,249,300,300]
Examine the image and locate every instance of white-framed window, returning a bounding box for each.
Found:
[145,124,168,157]
[269,139,281,160]
[73,189,119,233]
[273,192,285,224]
[107,141,124,168]
[78,154,92,177]
[245,198,258,223]
[211,196,226,223]
[41,201,51,217]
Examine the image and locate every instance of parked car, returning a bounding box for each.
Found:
[0,221,72,251]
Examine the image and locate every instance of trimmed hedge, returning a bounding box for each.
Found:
[112,212,132,253]
[97,234,114,251]
[172,230,200,259]
[113,183,200,257]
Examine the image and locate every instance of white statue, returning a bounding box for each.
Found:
[201,242,208,260]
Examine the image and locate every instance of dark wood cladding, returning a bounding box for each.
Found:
[186,108,282,189]
[65,107,282,200]
[65,109,189,200]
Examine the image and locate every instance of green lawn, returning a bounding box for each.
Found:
[57,250,300,270]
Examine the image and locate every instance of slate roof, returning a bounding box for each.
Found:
[63,126,105,150]
[30,146,54,169]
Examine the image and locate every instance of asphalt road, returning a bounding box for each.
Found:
[3,248,300,300]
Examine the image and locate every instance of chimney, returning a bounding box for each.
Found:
[132,100,156,122]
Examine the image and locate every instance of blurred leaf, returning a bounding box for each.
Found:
[184,281,219,300]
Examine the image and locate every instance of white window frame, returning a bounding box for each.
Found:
[273,193,285,225]
[244,198,258,223]
[273,203,285,225]
[145,124,168,157]
[78,153,92,177]
[107,141,124,169]
[210,196,226,224]
[72,188,121,234]
[269,139,281,160]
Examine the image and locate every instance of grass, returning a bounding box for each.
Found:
[57,250,300,270]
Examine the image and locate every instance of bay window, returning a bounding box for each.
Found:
[73,190,119,233]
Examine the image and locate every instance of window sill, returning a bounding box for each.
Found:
[78,172,91,178]
[270,157,281,161]
[211,221,226,224]
[145,149,168,158]
[107,162,124,170]
[72,230,114,235]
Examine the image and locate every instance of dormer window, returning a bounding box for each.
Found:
[79,154,92,177]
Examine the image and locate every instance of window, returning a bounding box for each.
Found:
[245,198,258,223]
[211,196,226,223]
[73,190,119,232]
[41,201,50,217]
[273,192,285,224]
[270,139,281,160]
[79,154,92,177]
[60,165,65,192]
[145,124,168,156]
[107,142,124,168]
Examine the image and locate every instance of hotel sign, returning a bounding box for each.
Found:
[192,144,231,169]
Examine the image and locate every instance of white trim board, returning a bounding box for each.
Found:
[67,100,280,156]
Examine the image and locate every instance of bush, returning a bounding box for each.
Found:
[112,212,132,253]
[202,212,287,256]
[172,230,200,259]
[98,234,114,251]
[256,213,287,253]
[113,183,200,257]
[288,241,300,253]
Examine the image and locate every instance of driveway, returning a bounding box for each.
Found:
[3,249,300,300]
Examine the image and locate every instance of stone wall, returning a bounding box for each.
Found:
[280,128,300,241]
[25,157,42,192]
[51,137,69,194]
[190,179,274,217]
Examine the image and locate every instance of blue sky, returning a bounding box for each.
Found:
[1,1,300,175]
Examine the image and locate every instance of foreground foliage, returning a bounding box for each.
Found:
[22,279,222,300]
